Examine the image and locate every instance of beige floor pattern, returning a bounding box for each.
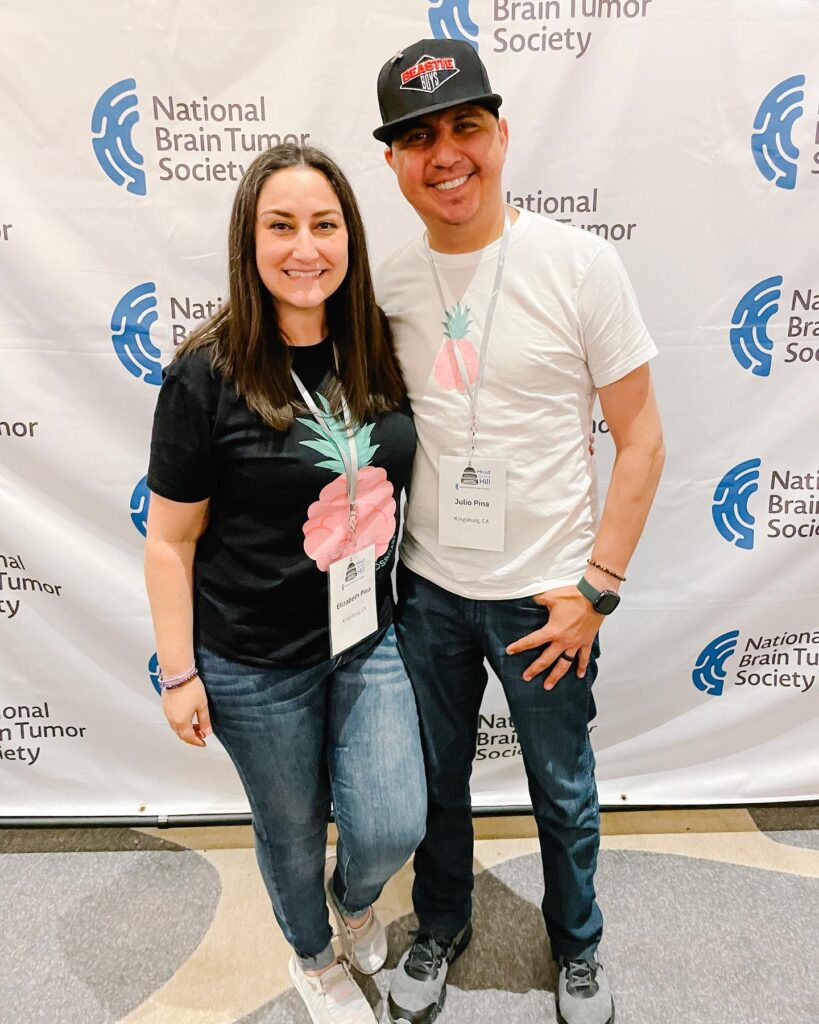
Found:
[119,808,819,1024]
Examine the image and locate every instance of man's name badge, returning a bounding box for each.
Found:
[438,455,507,551]
[328,544,378,656]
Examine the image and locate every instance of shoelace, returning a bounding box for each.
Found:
[314,962,360,1007]
[406,931,449,977]
[564,958,597,994]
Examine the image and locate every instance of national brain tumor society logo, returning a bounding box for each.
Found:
[148,652,162,695]
[428,0,479,51]
[91,78,146,196]
[711,458,761,550]
[693,627,818,698]
[111,282,162,385]
[91,80,302,190]
[729,275,819,376]
[712,460,819,548]
[130,475,151,537]
[692,630,740,697]
[730,276,782,377]
[751,75,805,190]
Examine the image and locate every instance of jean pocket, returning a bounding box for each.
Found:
[197,645,327,716]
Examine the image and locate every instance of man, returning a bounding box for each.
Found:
[373,39,664,1024]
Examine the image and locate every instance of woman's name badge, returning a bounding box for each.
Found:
[438,455,507,551]
[328,545,378,656]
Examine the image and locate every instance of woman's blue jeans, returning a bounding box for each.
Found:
[197,625,427,969]
[395,564,604,961]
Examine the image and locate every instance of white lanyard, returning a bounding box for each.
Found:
[290,364,360,543]
[424,212,511,453]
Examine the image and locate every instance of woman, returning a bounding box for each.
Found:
[144,144,426,1024]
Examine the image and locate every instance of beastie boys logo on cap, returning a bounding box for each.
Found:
[399,56,460,93]
[374,38,502,143]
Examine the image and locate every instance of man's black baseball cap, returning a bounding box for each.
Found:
[374,39,502,144]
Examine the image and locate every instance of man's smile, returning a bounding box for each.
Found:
[430,173,473,192]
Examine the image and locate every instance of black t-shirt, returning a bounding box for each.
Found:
[147,339,415,667]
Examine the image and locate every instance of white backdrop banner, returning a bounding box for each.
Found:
[1,0,818,817]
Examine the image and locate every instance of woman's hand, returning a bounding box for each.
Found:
[161,677,212,747]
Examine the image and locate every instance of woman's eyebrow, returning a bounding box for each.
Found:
[257,207,341,217]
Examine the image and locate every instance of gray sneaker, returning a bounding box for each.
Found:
[557,957,614,1024]
[387,923,472,1024]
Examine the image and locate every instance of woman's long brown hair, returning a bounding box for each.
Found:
[175,144,405,429]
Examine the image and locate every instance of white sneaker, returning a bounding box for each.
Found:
[324,856,387,975]
[288,955,378,1024]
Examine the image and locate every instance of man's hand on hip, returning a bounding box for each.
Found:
[505,586,603,690]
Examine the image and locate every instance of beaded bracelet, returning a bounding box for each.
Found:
[586,558,627,583]
[158,663,199,691]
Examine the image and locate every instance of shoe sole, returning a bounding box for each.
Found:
[324,859,385,976]
[556,1002,614,1024]
[387,923,473,1024]
[388,983,447,1024]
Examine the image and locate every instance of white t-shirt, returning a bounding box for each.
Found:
[375,209,658,600]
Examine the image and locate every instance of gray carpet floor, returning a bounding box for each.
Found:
[2,809,818,1024]
[240,849,819,1024]
[0,848,220,1024]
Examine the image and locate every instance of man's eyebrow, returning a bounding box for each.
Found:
[393,107,487,144]
[398,119,433,136]
[402,108,483,132]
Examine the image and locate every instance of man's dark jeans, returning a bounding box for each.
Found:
[395,562,604,960]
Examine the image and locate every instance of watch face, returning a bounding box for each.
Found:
[594,591,621,615]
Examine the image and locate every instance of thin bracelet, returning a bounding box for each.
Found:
[587,558,626,583]
[159,663,199,691]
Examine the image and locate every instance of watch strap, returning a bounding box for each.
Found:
[576,575,601,605]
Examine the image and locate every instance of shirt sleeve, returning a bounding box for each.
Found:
[147,355,215,502]
[577,244,658,389]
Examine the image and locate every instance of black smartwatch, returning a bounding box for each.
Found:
[577,576,620,615]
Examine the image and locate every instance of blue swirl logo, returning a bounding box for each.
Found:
[712,459,761,550]
[111,282,162,385]
[692,630,740,697]
[429,0,480,51]
[130,475,151,537]
[751,75,805,191]
[730,276,782,378]
[148,652,162,695]
[91,78,147,196]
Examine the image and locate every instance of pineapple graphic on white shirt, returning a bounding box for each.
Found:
[433,303,478,392]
